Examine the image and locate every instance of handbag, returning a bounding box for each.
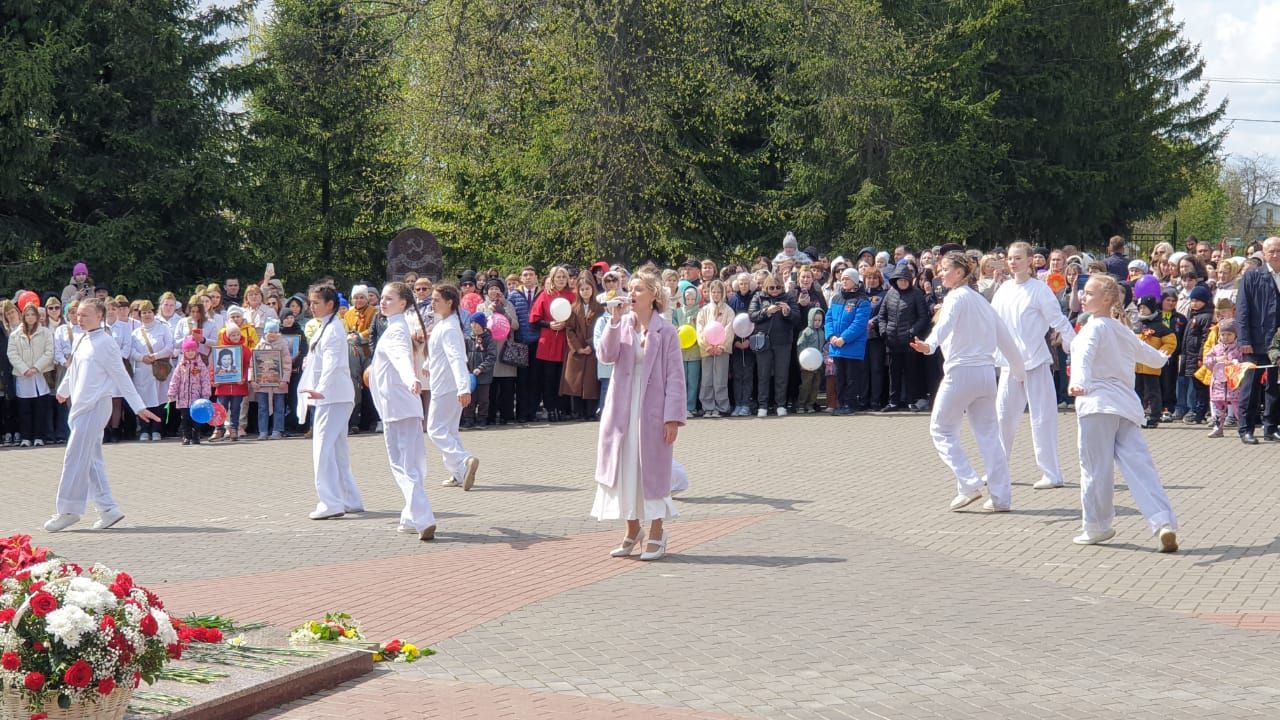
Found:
[500,340,529,368]
[749,331,769,352]
[142,331,172,382]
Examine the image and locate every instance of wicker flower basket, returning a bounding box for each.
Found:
[0,685,133,720]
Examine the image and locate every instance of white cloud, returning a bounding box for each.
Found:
[1173,0,1280,159]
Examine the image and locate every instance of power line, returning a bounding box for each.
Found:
[1225,117,1280,124]
[1205,77,1280,85]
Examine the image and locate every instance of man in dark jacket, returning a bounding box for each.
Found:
[874,263,930,410]
[509,267,542,422]
[1235,237,1280,443]
[748,277,800,416]
[1104,235,1130,280]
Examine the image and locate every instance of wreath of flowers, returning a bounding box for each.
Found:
[0,537,177,715]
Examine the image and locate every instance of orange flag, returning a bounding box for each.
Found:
[1225,362,1256,392]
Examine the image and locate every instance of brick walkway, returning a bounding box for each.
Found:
[6,411,1280,718]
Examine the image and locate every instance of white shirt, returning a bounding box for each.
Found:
[369,314,422,422]
[110,318,140,358]
[57,328,146,418]
[1069,316,1169,426]
[299,313,354,406]
[426,314,471,397]
[173,317,218,358]
[990,276,1076,370]
[54,323,81,367]
[922,285,1025,378]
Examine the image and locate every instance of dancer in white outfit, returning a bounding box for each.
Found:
[427,285,479,490]
[370,282,437,541]
[1068,275,1178,551]
[991,242,1075,490]
[299,285,364,520]
[910,252,1025,512]
[45,300,162,532]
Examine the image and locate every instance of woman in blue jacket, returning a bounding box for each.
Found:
[825,268,873,415]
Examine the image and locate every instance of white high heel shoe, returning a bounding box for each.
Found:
[639,532,667,561]
[610,532,644,557]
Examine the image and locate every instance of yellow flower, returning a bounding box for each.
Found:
[402,644,420,661]
[228,635,246,647]
[344,628,358,639]
[372,653,384,662]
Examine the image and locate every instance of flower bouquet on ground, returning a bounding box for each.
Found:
[0,537,178,720]
[289,612,432,664]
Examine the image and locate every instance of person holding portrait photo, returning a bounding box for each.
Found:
[211,322,252,442]
[252,319,293,440]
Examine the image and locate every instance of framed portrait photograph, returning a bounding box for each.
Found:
[253,348,284,386]
[284,334,302,358]
[211,345,243,385]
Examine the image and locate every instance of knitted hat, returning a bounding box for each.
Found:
[1218,319,1237,336]
[181,338,199,352]
[265,319,280,334]
[484,278,507,296]
[226,304,245,318]
[1137,295,1159,313]
[469,311,487,329]
[73,262,88,276]
[783,231,798,249]
[1189,285,1212,304]
[458,270,478,285]
[1128,259,1149,273]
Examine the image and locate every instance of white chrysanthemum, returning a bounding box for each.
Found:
[22,560,59,579]
[288,627,321,643]
[44,605,96,649]
[150,609,177,646]
[64,577,116,613]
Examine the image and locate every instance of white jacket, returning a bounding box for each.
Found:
[8,325,54,376]
[921,285,1025,379]
[1069,316,1169,426]
[426,313,471,398]
[57,329,146,419]
[990,276,1075,370]
[369,314,422,422]
[299,313,353,406]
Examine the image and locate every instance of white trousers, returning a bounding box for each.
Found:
[383,418,435,531]
[930,365,1012,506]
[671,459,689,494]
[1077,414,1177,534]
[427,393,471,481]
[996,363,1064,485]
[56,398,118,515]
[312,402,363,516]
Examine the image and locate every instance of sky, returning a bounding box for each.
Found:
[223,0,1277,159]
[1172,0,1280,160]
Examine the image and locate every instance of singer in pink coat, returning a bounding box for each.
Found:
[592,271,686,561]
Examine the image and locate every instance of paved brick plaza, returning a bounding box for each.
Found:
[4,411,1280,719]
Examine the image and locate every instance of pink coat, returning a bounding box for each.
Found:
[595,312,686,500]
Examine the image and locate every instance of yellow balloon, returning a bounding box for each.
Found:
[678,324,697,349]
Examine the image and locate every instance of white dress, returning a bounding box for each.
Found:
[591,330,679,522]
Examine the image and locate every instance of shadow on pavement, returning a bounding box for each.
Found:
[75,526,239,534]
[676,492,813,511]
[469,483,580,494]
[1014,506,1142,525]
[437,526,569,550]
[1188,536,1280,566]
[662,554,846,568]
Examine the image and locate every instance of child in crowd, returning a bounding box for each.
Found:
[1158,289,1186,421]
[1132,295,1176,428]
[1068,274,1178,552]
[695,280,734,418]
[212,321,252,442]
[795,307,826,413]
[251,319,293,440]
[168,338,211,445]
[675,283,702,417]
[461,312,496,429]
[1204,320,1242,438]
[1180,285,1214,424]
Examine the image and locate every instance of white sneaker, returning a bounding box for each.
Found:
[463,456,479,491]
[43,513,81,532]
[1032,478,1064,490]
[396,524,417,534]
[442,478,462,487]
[776,407,787,417]
[93,508,126,530]
[1157,525,1178,553]
[308,509,345,520]
[19,440,31,448]
[982,498,1011,512]
[33,439,44,447]
[757,409,768,418]
[1072,528,1116,545]
[949,491,983,511]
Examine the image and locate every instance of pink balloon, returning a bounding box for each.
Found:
[461,293,483,314]
[702,320,726,346]
[490,313,511,341]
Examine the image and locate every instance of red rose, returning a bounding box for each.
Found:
[30,713,48,720]
[23,671,45,692]
[28,592,56,617]
[139,613,158,637]
[30,642,44,652]
[167,643,183,660]
[100,615,116,631]
[96,677,115,696]
[113,572,133,594]
[0,608,14,624]
[383,639,402,654]
[28,581,43,593]
[63,660,93,689]
[1,652,18,671]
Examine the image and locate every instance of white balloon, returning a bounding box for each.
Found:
[550,297,572,323]
[798,347,823,371]
[731,312,755,338]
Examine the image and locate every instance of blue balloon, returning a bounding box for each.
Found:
[190,398,214,424]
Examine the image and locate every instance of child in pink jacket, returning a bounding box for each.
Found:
[168,338,211,445]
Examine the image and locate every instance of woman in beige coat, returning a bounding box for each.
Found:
[7,304,55,445]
